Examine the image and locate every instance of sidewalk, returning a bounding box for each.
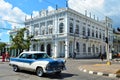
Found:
[79,60,120,78]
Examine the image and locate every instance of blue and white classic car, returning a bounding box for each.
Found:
[9,51,66,77]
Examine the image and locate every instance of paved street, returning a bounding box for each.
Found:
[0,59,119,80]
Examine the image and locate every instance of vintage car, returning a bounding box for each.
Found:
[9,51,66,77]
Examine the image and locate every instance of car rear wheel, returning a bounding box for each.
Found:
[13,65,19,72]
[36,67,43,77]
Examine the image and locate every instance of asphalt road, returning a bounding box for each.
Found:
[0,59,119,80]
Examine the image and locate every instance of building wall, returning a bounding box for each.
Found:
[24,8,113,58]
[113,32,120,53]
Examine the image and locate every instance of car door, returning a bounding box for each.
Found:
[18,53,28,69]
[21,54,35,71]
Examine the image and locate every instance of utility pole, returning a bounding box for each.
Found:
[106,17,111,65]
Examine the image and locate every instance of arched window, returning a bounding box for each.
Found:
[83,27,86,36]
[87,28,90,36]
[75,25,79,34]
[100,45,102,52]
[99,32,101,39]
[76,42,79,52]
[83,43,86,52]
[96,47,98,53]
[92,45,95,53]
[103,33,105,40]
[42,29,45,35]
[88,47,91,53]
[35,30,38,36]
[49,28,53,34]
[59,23,64,33]
[41,44,44,51]
[92,30,94,37]
[96,31,98,38]
[26,29,29,36]
[69,23,73,33]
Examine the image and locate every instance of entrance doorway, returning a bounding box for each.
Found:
[47,44,51,56]
[41,44,44,51]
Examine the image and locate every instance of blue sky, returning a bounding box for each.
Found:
[0,0,120,42]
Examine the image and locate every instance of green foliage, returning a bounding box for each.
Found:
[0,42,6,50]
[117,27,120,32]
[10,28,33,51]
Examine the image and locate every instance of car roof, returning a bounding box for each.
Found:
[22,51,46,54]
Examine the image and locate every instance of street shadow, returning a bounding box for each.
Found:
[18,71,77,79]
[43,72,78,79]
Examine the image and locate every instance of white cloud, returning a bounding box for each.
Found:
[68,0,120,27]
[68,0,104,19]
[32,11,39,18]
[47,6,55,12]
[0,0,27,29]
[26,6,55,19]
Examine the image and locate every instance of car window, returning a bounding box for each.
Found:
[26,54,32,59]
[19,53,27,58]
[19,53,32,59]
[33,53,49,59]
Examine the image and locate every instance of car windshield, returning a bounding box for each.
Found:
[33,53,50,59]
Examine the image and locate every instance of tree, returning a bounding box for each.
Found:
[0,42,6,50]
[117,27,120,32]
[10,28,33,52]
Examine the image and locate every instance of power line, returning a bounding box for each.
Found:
[0,19,24,24]
[0,28,11,30]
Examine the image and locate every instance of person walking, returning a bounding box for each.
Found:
[2,52,5,62]
[73,51,76,59]
[5,52,10,62]
[99,52,104,61]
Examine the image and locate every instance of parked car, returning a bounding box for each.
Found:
[9,51,66,77]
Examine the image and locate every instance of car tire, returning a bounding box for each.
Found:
[13,65,19,72]
[36,67,43,77]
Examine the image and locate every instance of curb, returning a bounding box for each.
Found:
[79,66,120,78]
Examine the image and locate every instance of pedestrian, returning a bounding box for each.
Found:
[2,52,5,62]
[73,51,76,59]
[5,52,10,62]
[99,52,104,61]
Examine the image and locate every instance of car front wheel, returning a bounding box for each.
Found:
[36,67,43,77]
[13,65,19,72]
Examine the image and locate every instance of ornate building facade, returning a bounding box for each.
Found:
[24,8,113,58]
[113,31,120,53]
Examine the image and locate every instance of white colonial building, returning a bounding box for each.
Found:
[24,8,113,58]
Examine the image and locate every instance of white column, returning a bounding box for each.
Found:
[51,43,54,57]
[65,39,69,58]
[37,42,40,51]
[44,42,47,52]
[54,41,58,58]
[29,41,33,51]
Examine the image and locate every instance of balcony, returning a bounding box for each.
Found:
[33,33,67,40]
